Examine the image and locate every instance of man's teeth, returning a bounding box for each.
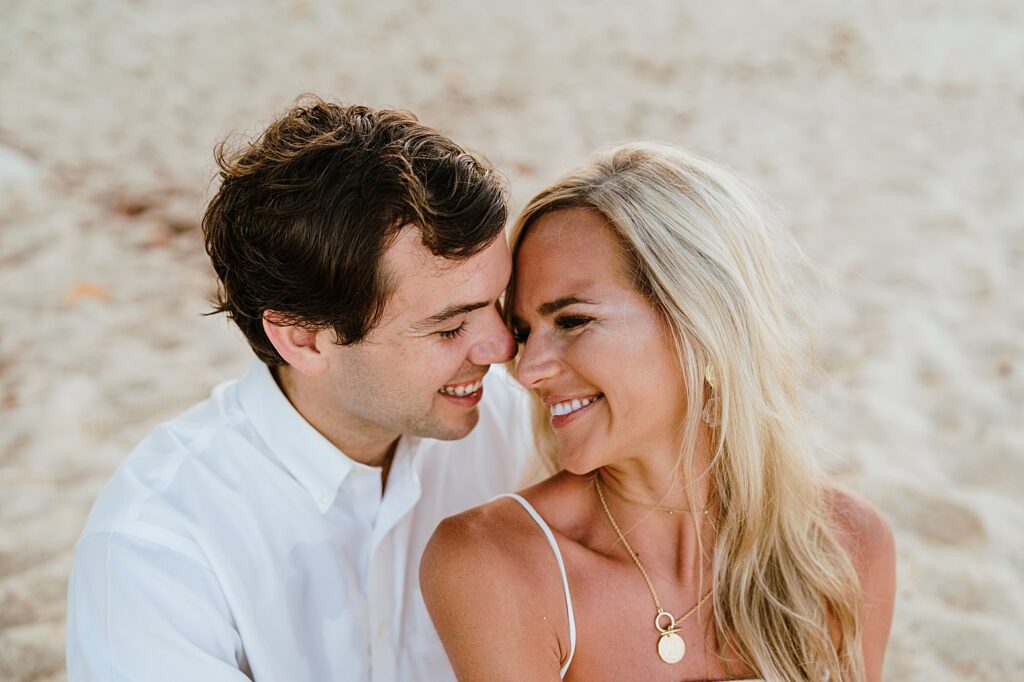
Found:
[439,379,483,397]
[549,396,599,417]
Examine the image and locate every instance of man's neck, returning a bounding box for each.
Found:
[273,366,400,490]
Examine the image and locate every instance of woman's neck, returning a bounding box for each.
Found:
[591,433,717,587]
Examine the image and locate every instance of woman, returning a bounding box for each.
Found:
[420,144,895,681]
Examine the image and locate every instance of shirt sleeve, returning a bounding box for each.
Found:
[66,531,252,682]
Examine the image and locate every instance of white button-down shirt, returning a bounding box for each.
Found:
[66,360,535,681]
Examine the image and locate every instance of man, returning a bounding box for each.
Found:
[66,98,534,681]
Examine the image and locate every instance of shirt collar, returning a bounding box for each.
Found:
[236,359,366,514]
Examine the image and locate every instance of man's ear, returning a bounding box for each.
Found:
[262,312,329,377]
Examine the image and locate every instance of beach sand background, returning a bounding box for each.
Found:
[1,1,1022,679]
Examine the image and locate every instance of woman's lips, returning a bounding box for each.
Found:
[549,394,603,428]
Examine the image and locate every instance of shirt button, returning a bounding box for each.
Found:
[376,623,387,639]
[318,495,329,507]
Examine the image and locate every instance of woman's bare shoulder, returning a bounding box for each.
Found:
[422,472,581,579]
[419,479,571,681]
[822,484,896,680]
[822,485,896,570]
[423,496,540,572]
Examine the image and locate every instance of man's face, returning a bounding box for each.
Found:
[319,227,516,442]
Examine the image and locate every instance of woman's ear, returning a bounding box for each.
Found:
[262,312,329,377]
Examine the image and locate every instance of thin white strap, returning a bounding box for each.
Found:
[492,493,577,678]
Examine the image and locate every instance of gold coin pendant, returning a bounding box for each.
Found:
[657,632,685,664]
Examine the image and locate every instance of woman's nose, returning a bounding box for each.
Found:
[515,334,561,389]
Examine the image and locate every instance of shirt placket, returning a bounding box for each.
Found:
[368,440,422,682]
[338,467,381,682]
[367,532,397,682]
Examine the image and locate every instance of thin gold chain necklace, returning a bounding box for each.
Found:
[602,480,709,516]
[595,473,712,665]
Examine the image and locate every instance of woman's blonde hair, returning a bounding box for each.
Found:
[505,143,864,681]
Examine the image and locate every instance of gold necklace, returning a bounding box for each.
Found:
[595,474,712,665]
[602,480,709,516]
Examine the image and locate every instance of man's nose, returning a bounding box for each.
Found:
[468,307,517,365]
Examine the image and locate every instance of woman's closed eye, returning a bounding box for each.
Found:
[555,314,592,332]
[511,315,593,345]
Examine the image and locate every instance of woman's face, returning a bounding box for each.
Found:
[510,208,688,474]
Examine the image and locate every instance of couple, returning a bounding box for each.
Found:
[66,98,894,681]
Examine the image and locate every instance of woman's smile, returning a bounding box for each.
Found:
[547,393,604,428]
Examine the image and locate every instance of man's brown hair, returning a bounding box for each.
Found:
[202,96,508,366]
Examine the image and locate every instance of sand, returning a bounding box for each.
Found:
[1,1,1022,679]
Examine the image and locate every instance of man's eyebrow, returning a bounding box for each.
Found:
[538,296,598,317]
[413,301,491,329]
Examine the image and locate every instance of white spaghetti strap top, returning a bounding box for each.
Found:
[493,493,577,679]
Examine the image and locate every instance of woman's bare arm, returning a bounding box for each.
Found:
[420,511,566,682]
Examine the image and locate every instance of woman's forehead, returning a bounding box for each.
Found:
[516,210,630,283]
[512,209,636,317]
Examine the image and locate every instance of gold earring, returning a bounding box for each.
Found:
[702,364,719,427]
[702,397,720,428]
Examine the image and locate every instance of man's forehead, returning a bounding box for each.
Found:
[380,227,510,325]
[385,227,470,278]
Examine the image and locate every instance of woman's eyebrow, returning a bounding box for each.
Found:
[537,295,598,316]
[510,296,598,331]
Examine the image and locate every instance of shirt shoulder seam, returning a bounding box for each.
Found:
[77,526,212,568]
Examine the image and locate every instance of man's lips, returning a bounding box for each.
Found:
[438,375,486,397]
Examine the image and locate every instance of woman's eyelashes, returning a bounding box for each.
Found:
[555,314,592,331]
[511,314,593,345]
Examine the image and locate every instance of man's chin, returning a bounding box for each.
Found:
[419,408,480,441]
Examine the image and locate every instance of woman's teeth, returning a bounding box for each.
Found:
[549,395,600,417]
[439,379,483,397]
